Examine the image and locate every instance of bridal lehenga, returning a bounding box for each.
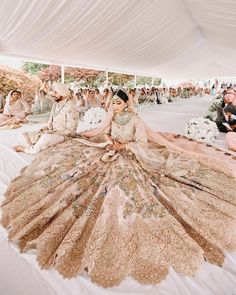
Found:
[1,110,236,288]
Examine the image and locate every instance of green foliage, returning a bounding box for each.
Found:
[153,77,161,86]
[93,72,106,87]
[136,76,152,86]
[22,62,48,75]
[136,76,161,87]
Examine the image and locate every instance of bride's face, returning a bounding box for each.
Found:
[112,98,126,113]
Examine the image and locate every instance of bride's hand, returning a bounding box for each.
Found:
[106,141,126,151]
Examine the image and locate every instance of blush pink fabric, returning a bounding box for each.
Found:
[225,93,236,105]
[226,132,236,152]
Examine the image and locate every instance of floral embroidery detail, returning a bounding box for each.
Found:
[142,202,166,218]
[119,175,137,194]
[123,202,135,218]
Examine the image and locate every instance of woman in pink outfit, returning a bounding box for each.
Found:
[0,90,30,127]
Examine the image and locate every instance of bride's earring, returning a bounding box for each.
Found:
[124,104,128,112]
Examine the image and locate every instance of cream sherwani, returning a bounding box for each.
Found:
[24,98,79,154]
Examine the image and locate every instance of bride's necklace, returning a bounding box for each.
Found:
[114,111,132,126]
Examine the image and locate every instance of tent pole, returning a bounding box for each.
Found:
[134,75,137,87]
[61,65,65,83]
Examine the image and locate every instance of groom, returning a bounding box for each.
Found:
[14,82,79,154]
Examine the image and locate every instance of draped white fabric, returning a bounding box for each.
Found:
[0,0,236,75]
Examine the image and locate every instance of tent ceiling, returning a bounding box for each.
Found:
[0,0,236,78]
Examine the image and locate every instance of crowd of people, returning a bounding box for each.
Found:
[1,81,236,153]
[0,83,201,130]
[74,86,209,107]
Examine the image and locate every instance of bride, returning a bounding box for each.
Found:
[1,88,236,288]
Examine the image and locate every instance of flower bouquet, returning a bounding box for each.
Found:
[83,107,107,126]
[77,107,107,133]
[184,117,219,143]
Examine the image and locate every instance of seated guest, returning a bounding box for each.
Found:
[181,88,189,99]
[172,87,176,98]
[155,88,162,104]
[163,87,169,99]
[0,94,5,113]
[13,82,79,154]
[82,88,88,98]
[173,88,177,98]
[193,87,198,96]
[216,103,236,133]
[75,91,85,108]
[158,88,168,103]
[27,83,53,123]
[211,85,216,96]
[146,87,156,103]
[81,89,89,106]
[199,88,204,97]
[224,104,236,131]
[94,89,102,107]
[85,89,99,108]
[102,88,111,110]
[138,88,146,104]
[0,90,30,127]
[129,89,139,106]
[75,91,86,118]
[188,88,194,97]
[176,87,181,97]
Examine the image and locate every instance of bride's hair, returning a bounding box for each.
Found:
[113,89,129,102]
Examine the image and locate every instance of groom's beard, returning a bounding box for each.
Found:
[52,96,63,102]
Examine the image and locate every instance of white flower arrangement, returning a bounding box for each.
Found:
[204,110,217,121]
[184,117,219,144]
[76,107,107,133]
[83,107,107,126]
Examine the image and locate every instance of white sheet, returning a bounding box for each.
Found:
[0,96,235,295]
[0,0,236,78]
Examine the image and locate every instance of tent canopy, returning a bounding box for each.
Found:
[0,0,236,78]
